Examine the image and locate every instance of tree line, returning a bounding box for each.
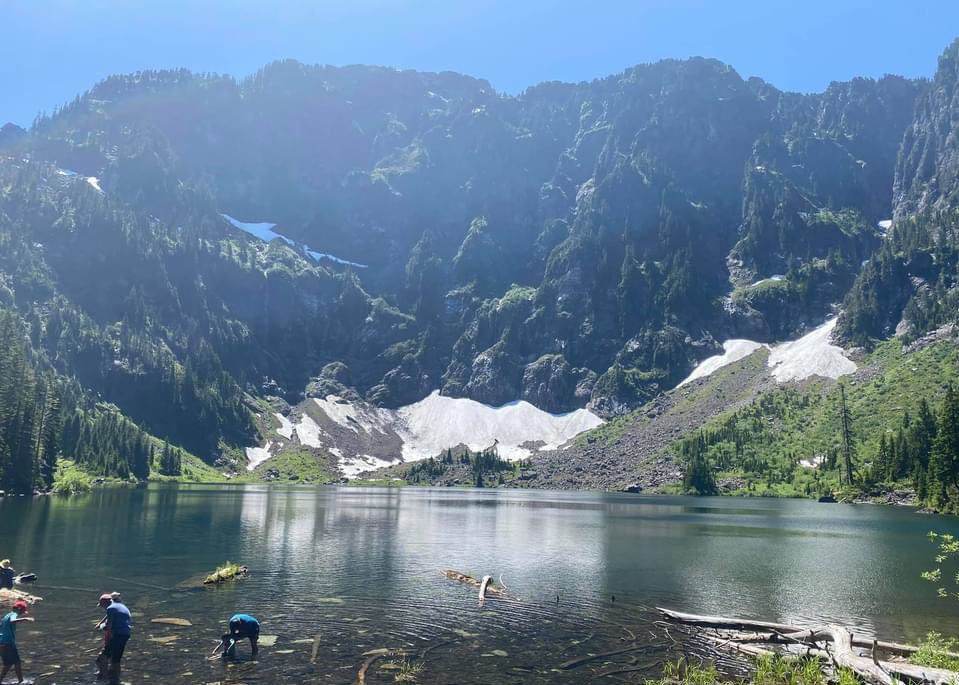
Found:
[679,379,959,512]
[0,309,185,494]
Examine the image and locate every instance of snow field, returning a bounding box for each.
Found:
[680,318,856,387]
[767,318,856,382]
[679,340,766,387]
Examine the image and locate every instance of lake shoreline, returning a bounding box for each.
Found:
[14,478,945,515]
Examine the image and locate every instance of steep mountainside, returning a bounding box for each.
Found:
[2,39,959,489]
[895,38,959,218]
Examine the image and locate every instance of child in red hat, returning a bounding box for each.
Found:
[0,600,34,684]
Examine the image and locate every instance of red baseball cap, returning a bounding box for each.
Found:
[13,600,28,611]
[97,593,113,606]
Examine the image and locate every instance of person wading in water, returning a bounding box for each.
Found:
[0,561,15,591]
[210,614,260,659]
[0,600,34,684]
[95,592,132,684]
[93,593,114,680]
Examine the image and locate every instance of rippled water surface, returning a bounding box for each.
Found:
[2,485,959,684]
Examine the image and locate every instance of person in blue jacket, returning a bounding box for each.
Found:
[212,614,260,658]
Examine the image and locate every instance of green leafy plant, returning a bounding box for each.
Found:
[908,632,959,670]
[51,461,93,495]
[923,532,959,599]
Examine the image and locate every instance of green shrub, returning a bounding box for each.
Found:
[52,462,93,494]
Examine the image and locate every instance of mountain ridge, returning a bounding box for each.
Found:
[2,39,959,494]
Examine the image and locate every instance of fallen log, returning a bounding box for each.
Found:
[659,608,959,685]
[558,643,642,670]
[356,648,410,684]
[203,561,248,585]
[0,587,42,607]
[657,608,959,660]
[479,575,493,602]
[444,570,505,596]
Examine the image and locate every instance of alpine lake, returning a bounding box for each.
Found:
[2,485,958,684]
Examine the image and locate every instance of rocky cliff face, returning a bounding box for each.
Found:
[895,39,959,218]
[0,45,940,456]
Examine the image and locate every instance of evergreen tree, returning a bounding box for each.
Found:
[930,385,959,506]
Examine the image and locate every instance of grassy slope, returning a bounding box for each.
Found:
[663,335,959,497]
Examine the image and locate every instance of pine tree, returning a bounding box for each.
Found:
[930,385,959,506]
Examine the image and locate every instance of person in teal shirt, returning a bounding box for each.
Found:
[0,600,35,684]
[211,614,260,658]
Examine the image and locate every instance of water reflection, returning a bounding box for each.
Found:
[1,486,958,684]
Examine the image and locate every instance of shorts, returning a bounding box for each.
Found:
[102,635,129,664]
[0,644,20,667]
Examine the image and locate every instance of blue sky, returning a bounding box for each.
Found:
[3,1,958,126]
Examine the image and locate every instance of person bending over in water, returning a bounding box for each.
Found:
[0,560,15,590]
[211,614,260,659]
[95,592,132,685]
[94,593,113,680]
[0,600,34,684]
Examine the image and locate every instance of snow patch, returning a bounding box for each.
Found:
[294,414,326,449]
[878,219,892,232]
[245,442,275,471]
[677,318,856,388]
[220,213,367,268]
[395,392,604,462]
[266,391,604,473]
[312,397,394,436]
[56,168,103,193]
[274,413,294,440]
[679,340,766,387]
[339,455,397,478]
[749,274,785,287]
[306,249,368,269]
[799,455,825,469]
[767,318,855,382]
[220,213,291,245]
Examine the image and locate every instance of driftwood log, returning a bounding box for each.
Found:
[0,587,42,607]
[657,609,957,660]
[443,570,505,599]
[659,608,959,685]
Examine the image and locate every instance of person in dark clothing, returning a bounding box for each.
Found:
[0,600,34,684]
[95,592,132,685]
[0,560,15,590]
[94,593,113,681]
[211,614,260,658]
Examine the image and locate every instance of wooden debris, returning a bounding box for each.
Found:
[356,648,410,684]
[559,644,643,670]
[444,570,505,596]
[0,587,42,607]
[657,608,957,659]
[203,561,248,585]
[659,607,959,685]
[479,575,493,602]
